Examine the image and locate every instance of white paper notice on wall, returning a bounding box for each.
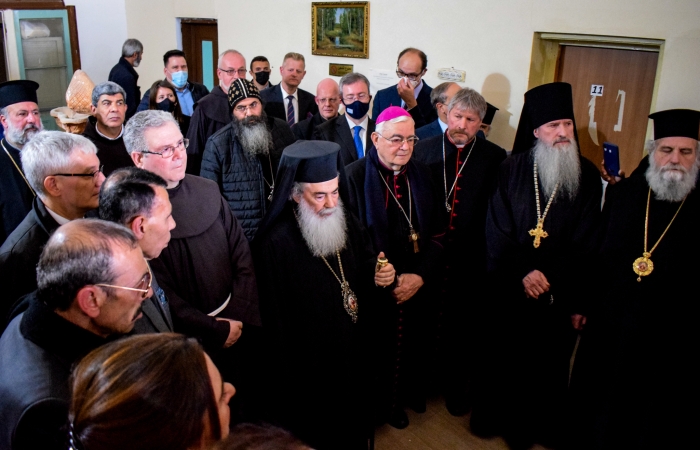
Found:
[590,85,604,97]
[368,69,395,95]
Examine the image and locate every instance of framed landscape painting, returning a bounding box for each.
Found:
[312,2,369,59]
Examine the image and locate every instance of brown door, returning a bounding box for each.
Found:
[556,46,658,175]
[181,20,218,90]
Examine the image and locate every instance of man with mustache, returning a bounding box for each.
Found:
[253,140,395,449]
[413,88,506,417]
[569,109,700,450]
[475,82,602,449]
[0,80,43,243]
[0,219,150,450]
[201,78,295,240]
[0,132,105,331]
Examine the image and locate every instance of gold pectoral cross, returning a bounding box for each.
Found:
[409,228,420,253]
[529,219,548,248]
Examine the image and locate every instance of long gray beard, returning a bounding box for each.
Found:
[6,121,42,146]
[646,154,698,202]
[235,114,272,157]
[297,197,347,257]
[533,139,581,201]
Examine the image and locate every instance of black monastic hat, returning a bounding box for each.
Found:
[228,78,262,109]
[511,82,577,155]
[483,102,499,125]
[0,80,40,109]
[648,109,700,140]
[254,140,350,241]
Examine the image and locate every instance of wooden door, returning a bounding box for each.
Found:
[181,20,218,91]
[556,46,658,175]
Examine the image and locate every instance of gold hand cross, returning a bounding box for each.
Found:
[529,219,548,248]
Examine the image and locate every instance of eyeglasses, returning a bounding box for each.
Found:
[219,68,248,77]
[233,101,261,114]
[395,68,424,81]
[95,263,153,299]
[318,97,340,104]
[141,139,189,158]
[52,165,104,179]
[343,93,369,103]
[378,134,420,146]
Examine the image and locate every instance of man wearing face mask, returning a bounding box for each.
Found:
[186,50,247,175]
[249,56,272,92]
[371,48,437,129]
[109,39,143,121]
[313,73,375,166]
[137,50,209,117]
[83,82,135,177]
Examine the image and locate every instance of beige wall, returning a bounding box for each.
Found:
[122,0,700,149]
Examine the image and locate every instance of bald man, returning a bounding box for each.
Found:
[291,78,341,141]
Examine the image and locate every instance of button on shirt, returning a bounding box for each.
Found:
[345,114,369,153]
[176,85,195,116]
[281,85,299,124]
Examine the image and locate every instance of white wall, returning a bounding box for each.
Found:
[64,0,128,84]
[117,0,700,149]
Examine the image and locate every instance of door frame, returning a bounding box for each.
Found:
[527,32,664,142]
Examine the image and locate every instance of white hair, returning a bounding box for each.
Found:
[374,115,413,135]
[123,110,179,154]
[645,139,700,202]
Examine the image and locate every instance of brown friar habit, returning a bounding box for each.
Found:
[150,175,259,350]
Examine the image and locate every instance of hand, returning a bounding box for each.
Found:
[374,252,396,287]
[522,270,550,299]
[600,159,625,185]
[392,273,423,304]
[397,78,418,110]
[571,314,587,331]
[216,318,243,348]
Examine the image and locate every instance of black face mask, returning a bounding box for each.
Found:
[254,71,270,86]
[156,98,176,113]
[343,99,371,120]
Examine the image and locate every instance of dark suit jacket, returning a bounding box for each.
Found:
[137,81,209,114]
[291,112,327,141]
[415,119,444,141]
[0,198,59,331]
[313,115,376,166]
[132,275,174,334]
[371,82,437,129]
[260,84,318,124]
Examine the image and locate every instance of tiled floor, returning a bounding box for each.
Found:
[374,396,548,450]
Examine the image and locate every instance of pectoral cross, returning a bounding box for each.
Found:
[528,219,548,248]
[409,228,420,253]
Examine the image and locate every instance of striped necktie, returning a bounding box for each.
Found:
[286,95,295,126]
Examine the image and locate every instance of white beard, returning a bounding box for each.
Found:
[296,197,348,257]
[6,120,42,146]
[235,115,271,157]
[533,139,581,201]
[646,154,698,202]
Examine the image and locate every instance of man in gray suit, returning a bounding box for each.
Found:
[99,167,176,333]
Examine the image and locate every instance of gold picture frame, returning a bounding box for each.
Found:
[312,2,369,59]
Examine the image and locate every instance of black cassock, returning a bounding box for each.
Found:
[253,203,380,450]
[569,173,698,450]
[0,139,33,244]
[476,150,602,445]
[413,132,506,399]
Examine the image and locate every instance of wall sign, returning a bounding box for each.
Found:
[329,63,353,76]
[590,84,604,96]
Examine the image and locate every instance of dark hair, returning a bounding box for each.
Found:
[163,49,186,67]
[397,47,428,71]
[250,55,269,71]
[148,79,186,128]
[212,424,308,450]
[36,219,138,311]
[99,167,167,226]
[70,333,222,450]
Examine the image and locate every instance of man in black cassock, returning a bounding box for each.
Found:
[253,140,395,450]
[413,88,506,416]
[346,106,442,429]
[0,80,42,244]
[474,82,602,449]
[568,109,700,450]
[124,110,259,418]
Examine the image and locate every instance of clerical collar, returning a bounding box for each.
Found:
[446,130,473,149]
[45,203,72,225]
[377,157,406,177]
[95,123,124,141]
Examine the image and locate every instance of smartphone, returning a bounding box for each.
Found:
[603,142,620,178]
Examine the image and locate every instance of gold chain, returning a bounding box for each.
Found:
[643,187,686,256]
[1,140,36,197]
[533,162,558,223]
[321,250,347,286]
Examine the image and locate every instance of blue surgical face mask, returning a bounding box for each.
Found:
[343,98,370,120]
[170,71,188,89]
